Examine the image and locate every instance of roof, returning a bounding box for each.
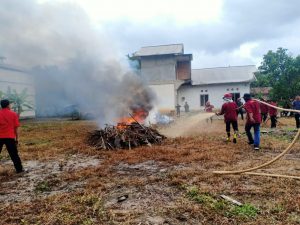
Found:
[192,65,257,85]
[134,44,184,57]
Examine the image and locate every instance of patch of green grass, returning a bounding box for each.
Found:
[34,181,51,193]
[229,204,259,219]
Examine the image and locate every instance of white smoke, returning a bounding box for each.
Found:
[0,0,154,126]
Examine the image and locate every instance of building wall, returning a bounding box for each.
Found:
[178,82,250,110]
[0,66,35,117]
[140,55,176,82]
[149,83,175,111]
[176,61,191,80]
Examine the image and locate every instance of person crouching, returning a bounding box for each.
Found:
[216,93,239,143]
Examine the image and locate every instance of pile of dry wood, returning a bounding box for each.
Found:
[87,122,166,150]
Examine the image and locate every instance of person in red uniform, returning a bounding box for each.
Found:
[0,99,24,173]
[260,98,269,123]
[243,93,261,151]
[216,93,239,143]
[268,100,278,128]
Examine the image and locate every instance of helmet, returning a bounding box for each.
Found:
[223,93,232,99]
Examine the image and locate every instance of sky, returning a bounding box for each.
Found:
[2,0,300,69]
[55,0,300,68]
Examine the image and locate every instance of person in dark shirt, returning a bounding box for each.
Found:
[216,93,239,143]
[184,102,189,113]
[236,98,244,120]
[0,99,24,173]
[293,96,300,128]
[268,100,278,128]
[243,94,261,151]
[175,104,181,117]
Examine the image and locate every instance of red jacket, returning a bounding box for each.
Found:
[220,102,238,122]
[244,100,261,124]
[0,108,20,139]
[268,102,278,116]
[260,103,268,114]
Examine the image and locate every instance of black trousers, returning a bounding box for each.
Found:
[261,113,268,122]
[238,110,244,120]
[0,138,23,172]
[270,116,277,128]
[295,114,300,129]
[226,121,238,134]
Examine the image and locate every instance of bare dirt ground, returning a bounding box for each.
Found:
[0,116,300,225]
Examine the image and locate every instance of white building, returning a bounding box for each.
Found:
[0,64,35,117]
[134,44,257,111]
[178,65,257,110]
[133,44,193,111]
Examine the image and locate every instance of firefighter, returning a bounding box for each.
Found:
[0,99,24,173]
[216,93,239,143]
[243,94,261,151]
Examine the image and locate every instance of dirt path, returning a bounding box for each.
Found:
[158,112,215,138]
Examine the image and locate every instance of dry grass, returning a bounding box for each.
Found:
[0,118,300,224]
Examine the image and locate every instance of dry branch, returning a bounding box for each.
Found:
[86,122,166,150]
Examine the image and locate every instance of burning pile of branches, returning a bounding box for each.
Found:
[87,122,166,150]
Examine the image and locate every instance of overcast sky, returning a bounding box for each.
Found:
[3,0,300,68]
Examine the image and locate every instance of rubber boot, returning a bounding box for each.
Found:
[233,133,237,144]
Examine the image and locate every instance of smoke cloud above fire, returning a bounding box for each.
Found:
[0,0,155,126]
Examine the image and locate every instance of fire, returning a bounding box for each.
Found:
[117,109,148,129]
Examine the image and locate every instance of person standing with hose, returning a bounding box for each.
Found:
[293,96,300,129]
[268,99,278,128]
[243,94,261,151]
[216,93,239,143]
[260,98,268,123]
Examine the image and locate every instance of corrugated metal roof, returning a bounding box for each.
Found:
[134,44,184,57]
[192,65,257,85]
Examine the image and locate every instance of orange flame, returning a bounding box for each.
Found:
[116,109,148,129]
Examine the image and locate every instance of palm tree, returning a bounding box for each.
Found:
[5,87,34,116]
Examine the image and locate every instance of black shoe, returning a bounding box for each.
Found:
[16,169,28,174]
[248,141,254,145]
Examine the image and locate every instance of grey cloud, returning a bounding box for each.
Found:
[103,0,300,65]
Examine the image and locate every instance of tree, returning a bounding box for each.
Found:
[5,87,34,116]
[252,48,300,104]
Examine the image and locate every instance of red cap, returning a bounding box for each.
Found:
[223,93,232,98]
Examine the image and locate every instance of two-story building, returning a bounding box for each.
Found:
[134,44,256,111]
[133,44,193,111]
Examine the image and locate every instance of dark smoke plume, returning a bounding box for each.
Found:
[0,0,154,126]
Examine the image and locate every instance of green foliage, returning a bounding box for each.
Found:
[252,47,300,104]
[0,87,34,115]
[229,204,259,219]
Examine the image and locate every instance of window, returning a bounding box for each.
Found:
[200,94,209,107]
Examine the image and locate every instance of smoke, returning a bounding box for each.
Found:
[0,0,154,126]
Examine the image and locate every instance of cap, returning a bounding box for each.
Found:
[243,93,251,100]
[223,93,232,99]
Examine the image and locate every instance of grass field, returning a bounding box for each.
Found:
[0,117,300,225]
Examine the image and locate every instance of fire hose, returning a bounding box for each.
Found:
[213,99,300,179]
